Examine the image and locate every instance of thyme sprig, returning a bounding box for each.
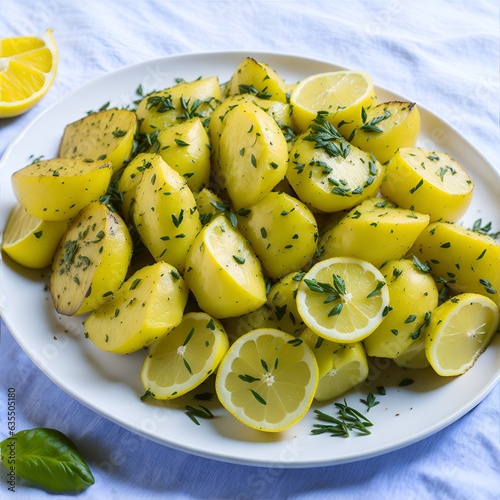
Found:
[238,83,273,100]
[304,274,348,316]
[303,112,351,159]
[312,399,374,437]
[360,393,380,412]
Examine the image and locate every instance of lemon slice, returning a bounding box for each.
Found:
[141,312,229,399]
[1,204,67,269]
[296,257,389,342]
[215,328,319,432]
[300,328,369,402]
[290,70,376,134]
[0,30,58,118]
[425,293,499,376]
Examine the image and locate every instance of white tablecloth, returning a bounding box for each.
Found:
[1,1,499,498]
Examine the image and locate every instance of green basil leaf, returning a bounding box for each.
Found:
[0,428,94,492]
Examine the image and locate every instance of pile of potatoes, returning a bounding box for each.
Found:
[5,57,499,384]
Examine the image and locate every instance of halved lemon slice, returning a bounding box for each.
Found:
[0,30,58,118]
[215,328,319,432]
[425,293,499,376]
[1,204,67,269]
[141,312,229,399]
[296,257,389,343]
[290,70,376,134]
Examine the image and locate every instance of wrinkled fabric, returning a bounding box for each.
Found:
[0,1,499,499]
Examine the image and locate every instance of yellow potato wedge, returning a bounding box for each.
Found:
[319,197,430,268]
[286,114,383,213]
[195,187,228,225]
[410,221,500,307]
[59,108,137,173]
[266,271,307,335]
[136,76,221,134]
[152,117,210,193]
[237,191,318,278]
[133,155,201,272]
[347,101,421,164]
[84,261,188,354]
[381,147,474,222]
[226,57,288,103]
[116,153,157,222]
[12,157,112,221]
[216,100,288,209]
[364,258,438,358]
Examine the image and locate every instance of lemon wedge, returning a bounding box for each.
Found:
[0,30,58,118]
[425,293,499,376]
[141,312,229,400]
[1,204,67,269]
[290,70,376,134]
[215,328,318,432]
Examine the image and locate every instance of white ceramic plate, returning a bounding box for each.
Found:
[1,52,499,468]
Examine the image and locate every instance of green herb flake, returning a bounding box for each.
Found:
[367,281,386,298]
[185,405,214,425]
[238,374,260,383]
[250,389,267,405]
[398,378,415,387]
[360,109,391,133]
[129,278,141,290]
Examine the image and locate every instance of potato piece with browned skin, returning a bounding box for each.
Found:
[50,201,133,316]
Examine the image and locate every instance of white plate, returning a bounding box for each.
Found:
[1,52,499,468]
